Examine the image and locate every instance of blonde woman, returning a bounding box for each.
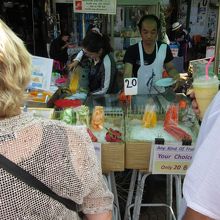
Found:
[0,19,113,220]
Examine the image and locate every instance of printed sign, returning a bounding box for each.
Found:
[73,0,116,15]
[93,142,101,165]
[151,143,195,174]
[30,56,53,91]
[124,78,138,96]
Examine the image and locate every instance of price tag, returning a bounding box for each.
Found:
[93,142,101,165]
[151,143,195,174]
[124,78,138,95]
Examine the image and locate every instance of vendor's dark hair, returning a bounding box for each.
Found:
[82,31,113,55]
[138,14,161,32]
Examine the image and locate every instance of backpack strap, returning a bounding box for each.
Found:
[0,154,81,213]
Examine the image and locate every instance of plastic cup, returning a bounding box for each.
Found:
[193,75,219,118]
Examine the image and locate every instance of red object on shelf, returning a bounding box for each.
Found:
[105,128,122,142]
[162,70,169,78]
[164,105,179,127]
[164,105,192,141]
[179,100,187,109]
[164,125,192,141]
[118,91,131,103]
[54,99,82,108]
[55,78,67,84]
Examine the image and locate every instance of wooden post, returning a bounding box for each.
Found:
[214,3,220,76]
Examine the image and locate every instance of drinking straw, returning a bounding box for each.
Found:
[205,56,215,80]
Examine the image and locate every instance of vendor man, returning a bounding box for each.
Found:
[123,14,179,94]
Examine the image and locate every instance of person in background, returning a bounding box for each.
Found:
[171,22,192,70]
[86,17,95,33]
[49,31,73,67]
[0,19,113,220]
[180,91,220,219]
[123,14,179,94]
[68,28,118,95]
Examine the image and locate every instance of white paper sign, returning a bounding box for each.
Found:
[24,108,54,119]
[73,0,116,15]
[151,143,195,175]
[124,78,138,95]
[30,56,53,91]
[93,142,101,165]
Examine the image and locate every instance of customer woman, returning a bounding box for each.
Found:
[0,19,113,220]
[68,28,118,95]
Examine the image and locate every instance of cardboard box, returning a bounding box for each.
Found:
[101,143,125,173]
[125,141,152,170]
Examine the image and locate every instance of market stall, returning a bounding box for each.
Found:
[123,93,199,220]
[24,35,200,219]
[25,90,199,220]
[125,94,198,170]
[85,95,125,173]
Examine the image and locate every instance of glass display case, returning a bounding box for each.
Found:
[125,94,200,170]
[85,94,125,173]
[53,95,125,173]
[52,92,199,172]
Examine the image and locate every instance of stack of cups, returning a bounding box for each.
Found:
[193,61,219,119]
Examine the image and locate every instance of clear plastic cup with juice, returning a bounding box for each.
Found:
[193,62,219,118]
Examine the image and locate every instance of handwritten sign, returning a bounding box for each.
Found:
[30,56,53,91]
[93,142,101,165]
[151,143,195,174]
[73,0,116,15]
[124,78,138,95]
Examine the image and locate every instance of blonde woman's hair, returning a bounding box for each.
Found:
[0,19,31,117]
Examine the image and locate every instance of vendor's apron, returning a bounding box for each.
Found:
[137,42,167,94]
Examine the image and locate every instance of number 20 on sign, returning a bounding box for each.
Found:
[124,78,138,95]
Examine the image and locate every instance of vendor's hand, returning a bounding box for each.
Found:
[61,42,70,50]
[190,91,200,117]
[173,78,185,92]
[68,60,79,71]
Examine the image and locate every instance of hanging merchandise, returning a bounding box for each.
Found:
[164,104,192,141]
[60,108,76,124]
[75,105,90,126]
[164,104,179,128]
[68,66,89,95]
[142,103,157,128]
[91,106,105,131]
[69,67,80,93]
[105,128,122,142]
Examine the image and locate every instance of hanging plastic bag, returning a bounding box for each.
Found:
[91,106,105,131]
[69,66,80,93]
[164,104,179,128]
[142,103,157,128]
